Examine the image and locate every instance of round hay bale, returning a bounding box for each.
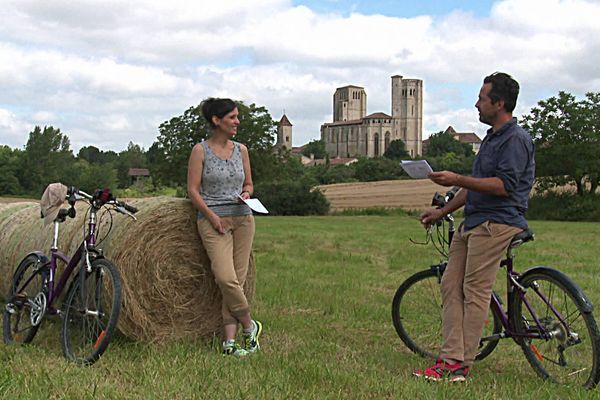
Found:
[0,197,256,343]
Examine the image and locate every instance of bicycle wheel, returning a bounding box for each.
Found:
[3,255,48,344]
[60,258,122,365]
[511,269,600,388]
[392,267,501,361]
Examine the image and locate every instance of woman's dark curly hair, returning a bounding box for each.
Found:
[200,98,237,128]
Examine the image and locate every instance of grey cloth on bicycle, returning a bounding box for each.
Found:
[40,182,68,225]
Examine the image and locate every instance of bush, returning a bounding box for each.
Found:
[254,181,329,216]
[116,183,179,198]
[353,157,406,182]
[304,164,357,185]
[527,192,600,221]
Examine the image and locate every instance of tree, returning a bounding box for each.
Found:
[19,126,74,194]
[0,145,24,195]
[522,91,600,195]
[100,150,119,165]
[304,163,356,185]
[116,142,147,187]
[383,139,409,160]
[63,159,119,193]
[424,131,473,157]
[78,145,102,164]
[152,100,277,187]
[301,140,327,159]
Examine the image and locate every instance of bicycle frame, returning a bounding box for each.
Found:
[484,246,571,344]
[3,185,139,365]
[16,203,100,317]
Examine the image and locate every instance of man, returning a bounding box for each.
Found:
[414,72,535,382]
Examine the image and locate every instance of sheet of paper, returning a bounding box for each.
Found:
[400,160,434,179]
[238,195,269,214]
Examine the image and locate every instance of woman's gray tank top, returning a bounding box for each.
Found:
[198,141,251,218]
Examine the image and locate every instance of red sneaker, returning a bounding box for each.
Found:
[413,358,445,381]
[413,359,470,382]
[446,362,470,382]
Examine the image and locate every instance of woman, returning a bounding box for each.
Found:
[187,97,262,357]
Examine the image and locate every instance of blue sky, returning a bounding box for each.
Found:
[1,0,599,151]
[294,0,496,17]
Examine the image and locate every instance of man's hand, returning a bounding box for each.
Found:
[420,207,445,227]
[429,171,460,187]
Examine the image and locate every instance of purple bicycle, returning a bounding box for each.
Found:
[391,188,600,388]
[3,187,138,365]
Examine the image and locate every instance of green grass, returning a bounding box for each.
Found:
[1,216,600,399]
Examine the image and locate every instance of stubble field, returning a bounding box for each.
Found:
[317,179,448,211]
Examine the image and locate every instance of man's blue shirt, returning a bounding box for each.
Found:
[464,118,535,231]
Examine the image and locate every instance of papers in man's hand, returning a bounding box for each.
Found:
[238,194,269,214]
[400,160,433,179]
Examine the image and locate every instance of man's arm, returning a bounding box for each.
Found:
[428,171,508,197]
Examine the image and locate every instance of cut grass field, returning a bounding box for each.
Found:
[1,215,600,399]
[317,179,448,211]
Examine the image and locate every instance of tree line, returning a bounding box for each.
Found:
[1,91,598,210]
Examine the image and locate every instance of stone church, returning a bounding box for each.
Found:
[320,75,423,158]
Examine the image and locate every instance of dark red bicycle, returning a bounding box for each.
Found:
[3,186,137,365]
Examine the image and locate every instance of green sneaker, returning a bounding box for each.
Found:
[222,340,248,357]
[242,320,263,354]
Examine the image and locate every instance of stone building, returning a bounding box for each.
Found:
[276,114,293,150]
[443,126,482,154]
[320,75,423,158]
[422,126,483,154]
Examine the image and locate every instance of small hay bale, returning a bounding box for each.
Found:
[0,197,256,343]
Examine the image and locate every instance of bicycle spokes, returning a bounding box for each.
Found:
[3,256,48,345]
[60,259,122,365]
[513,272,600,388]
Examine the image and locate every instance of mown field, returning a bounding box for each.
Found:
[317,179,447,211]
[1,214,600,399]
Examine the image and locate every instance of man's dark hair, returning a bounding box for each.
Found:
[200,97,237,128]
[483,72,520,112]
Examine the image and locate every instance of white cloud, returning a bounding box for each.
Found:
[0,109,33,148]
[0,0,599,151]
[32,111,56,123]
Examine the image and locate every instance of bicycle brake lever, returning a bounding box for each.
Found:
[115,205,137,221]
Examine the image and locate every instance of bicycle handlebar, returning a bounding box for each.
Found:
[66,186,138,219]
[431,186,461,209]
[120,202,138,214]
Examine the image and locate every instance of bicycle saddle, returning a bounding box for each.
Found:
[510,228,534,248]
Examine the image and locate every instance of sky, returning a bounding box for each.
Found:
[1,0,599,153]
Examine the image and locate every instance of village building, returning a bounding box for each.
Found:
[276,114,293,150]
[127,168,150,185]
[422,126,483,154]
[444,126,482,153]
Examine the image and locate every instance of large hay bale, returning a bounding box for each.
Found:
[0,197,255,343]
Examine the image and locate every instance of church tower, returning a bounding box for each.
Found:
[277,114,293,149]
[333,85,367,122]
[391,75,423,157]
